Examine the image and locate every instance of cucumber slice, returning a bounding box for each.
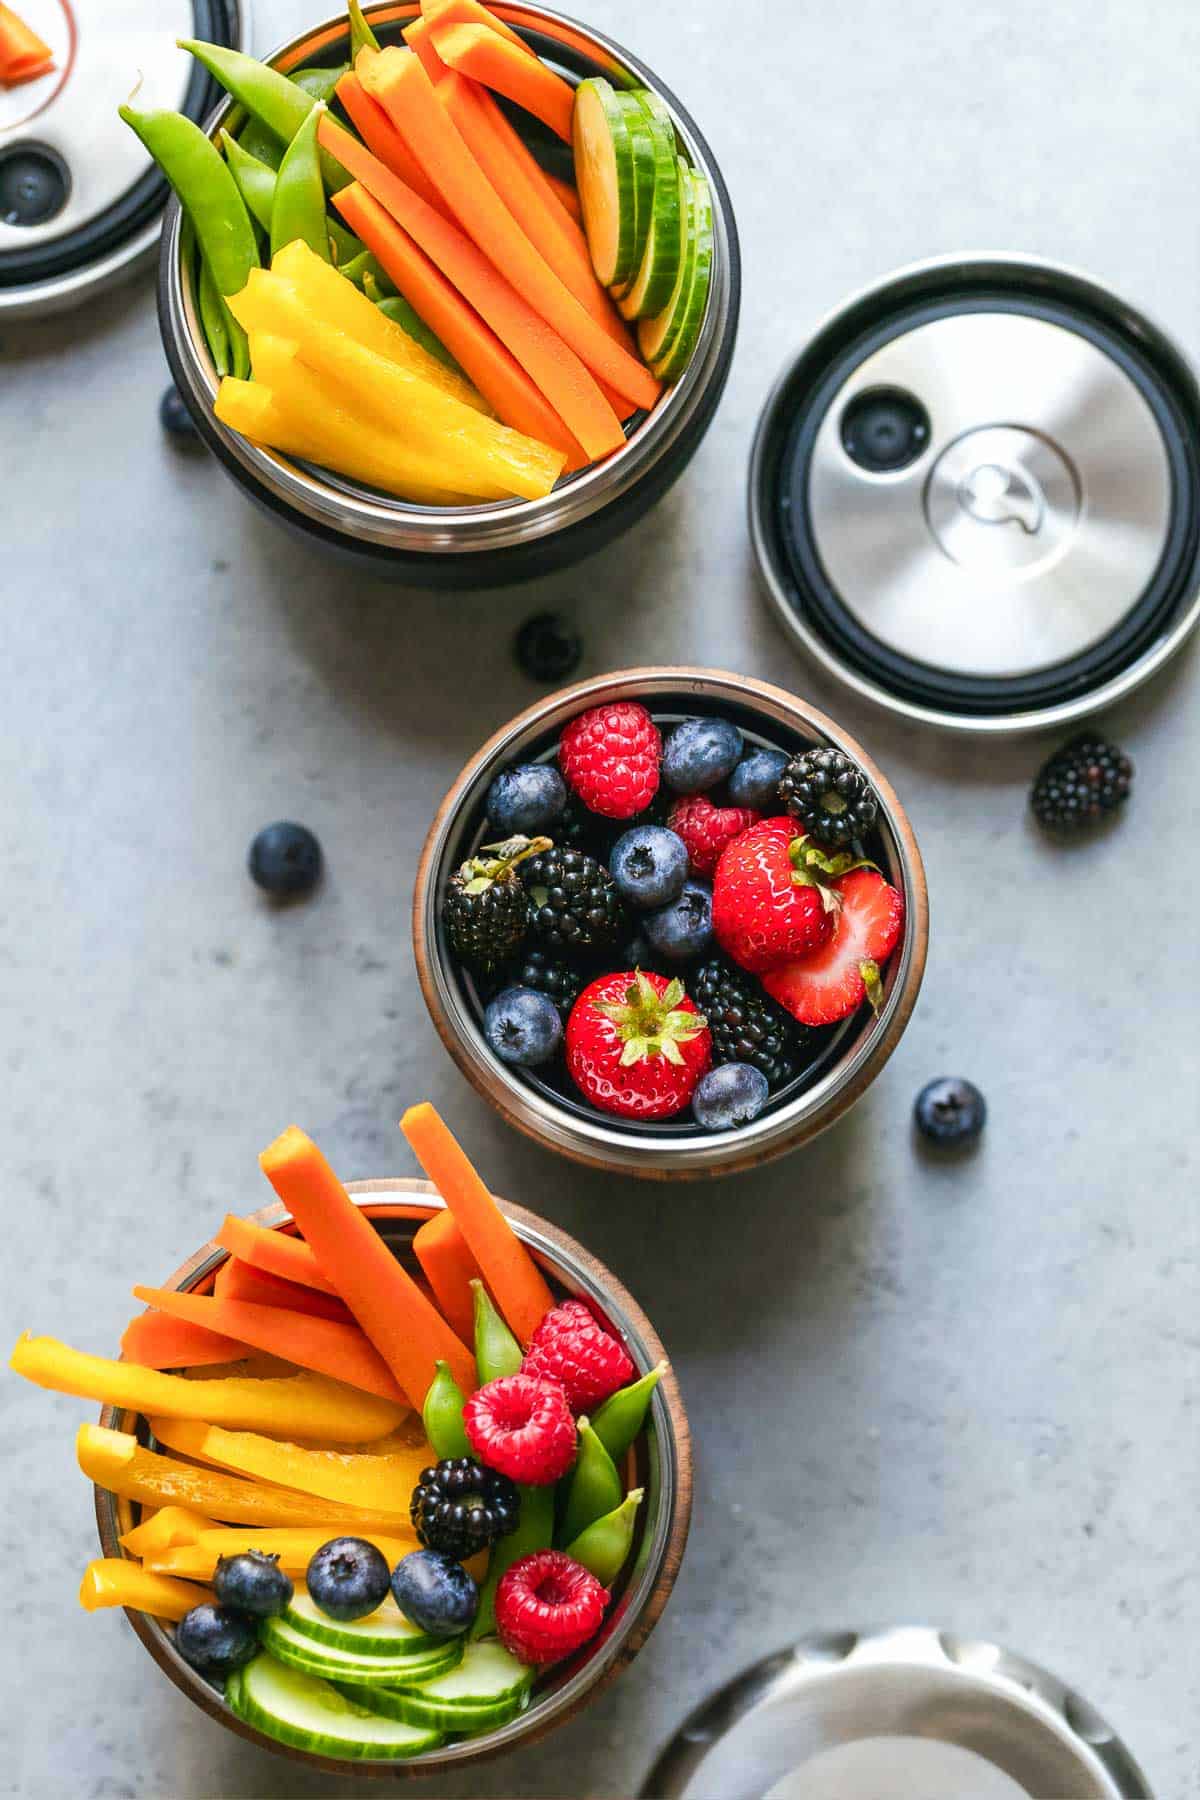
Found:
[572,79,638,288]
[333,1641,533,1734]
[609,93,659,299]
[617,109,685,321]
[283,1588,437,1657]
[637,157,696,365]
[261,1615,461,1689]
[230,1652,443,1759]
[650,168,714,382]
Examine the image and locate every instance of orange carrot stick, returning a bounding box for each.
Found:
[546,169,581,222]
[213,1257,354,1324]
[402,13,446,82]
[131,1285,407,1404]
[259,1126,476,1403]
[321,123,623,461]
[413,1209,481,1343]
[335,65,451,214]
[428,21,573,140]
[399,1104,553,1347]
[421,0,531,53]
[120,1311,256,1371]
[216,1215,339,1295]
[353,50,658,411]
[0,3,53,85]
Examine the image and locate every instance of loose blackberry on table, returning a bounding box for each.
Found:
[1030,735,1133,831]
[692,957,810,1089]
[410,1457,521,1559]
[778,746,879,849]
[521,845,627,954]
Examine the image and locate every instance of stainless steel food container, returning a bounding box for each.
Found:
[414,668,929,1179]
[157,3,740,585]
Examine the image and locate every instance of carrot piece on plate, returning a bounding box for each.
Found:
[413,1208,481,1343]
[429,21,574,141]
[335,65,450,213]
[215,1214,339,1295]
[119,1310,255,1370]
[259,1125,477,1404]
[0,2,53,86]
[399,1103,554,1347]
[213,1256,355,1324]
[351,50,658,412]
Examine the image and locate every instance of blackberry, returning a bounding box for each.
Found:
[410,1458,520,1559]
[513,946,584,1020]
[1031,736,1133,832]
[442,836,549,975]
[692,958,810,1090]
[522,846,626,954]
[778,747,879,849]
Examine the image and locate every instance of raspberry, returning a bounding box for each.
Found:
[494,1550,609,1665]
[462,1373,577,1486]
[668,795,761,876]
[559,702,661,820]
[522,1299,635,1414]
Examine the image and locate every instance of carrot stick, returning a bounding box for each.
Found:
[399,1104,553,1347]
[413,1209,481,1343]
[353,50,658,412]
[216,1214,339,1295]
[119,1310,256,1370]
[401,13,446,82]
[335,66,451,214]
[322,132,621,462]
[0,3,53,85]
[131,1286,408,1405]
[421,0,531,53]
[213,1257,355,1324]
[429,22,573,140]
[546,169,581,222]
[259,1126,476,1403]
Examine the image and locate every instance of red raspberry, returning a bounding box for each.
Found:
[668,795,762,876]
[462,1374,577,1486]
[559,702,661,819]
[522,1299,635,1414]
[494,1550,610,1665]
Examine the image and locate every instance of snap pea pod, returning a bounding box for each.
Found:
[270,103,330,262]
[471,1481,554,1640]
[348,0,381,58]
[472,1279,523,1384]
[564,1486,643,1587]
[422,1359,471,1461]
[558,1418,622,1547]
[591,1359,666,1466]
[223,128,362,264]
[362,272,467,374]
[197,255,231,375]
[118,103,256,378]
[237,114,282,169]
[290,63,349,101]
[178,39,351,191]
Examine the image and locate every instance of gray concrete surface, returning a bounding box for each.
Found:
[4,0,1199,1794]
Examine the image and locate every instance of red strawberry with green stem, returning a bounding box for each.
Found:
[763,868,904,1026]
[565,970,711,1120]
[711,816,851,973]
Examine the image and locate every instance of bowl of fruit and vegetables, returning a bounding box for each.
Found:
[143,0,738,585]
[11,1105,689,1772]
[415,670,929,1177]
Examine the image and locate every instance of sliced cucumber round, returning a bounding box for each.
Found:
[260,1615,461,1690]
[333,1641,533,1734]
[637,157,696,365]
[618,119,685,322]
[229,1652,443,1760]
[284,1587,437,1658]
[573,78,638,288]
[650,168,714,382]
[608,92,659,299]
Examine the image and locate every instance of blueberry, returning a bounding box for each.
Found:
[306,1537,391,1621]
[514,611,582,683]
[484,986,563,1066]
[610,825,689,909]
[213,1550,294,1619]
[662,718,743,794]
[248,821,323,898]
[643,878,713,962]
[486,763,567,836]
[914,1077,987,1145]
[175,1603,259,1676]
[692,1063,770,1130]
[391,1549,478,1638]
[728,747,788,812]
[160,383,199,441]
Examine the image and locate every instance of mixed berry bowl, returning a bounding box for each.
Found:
[414,670,929,1177]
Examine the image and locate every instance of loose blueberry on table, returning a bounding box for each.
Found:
[914,1077,987,1145]
[441,700,907,1129]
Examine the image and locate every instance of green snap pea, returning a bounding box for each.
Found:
[422,1359,471,1461]
[223,129,362,265]
[178,39,351,192]
[328,215,363,265]
[237,114,282,169]
[197,256,231,376]
[270,103,330,262]
[591,1359,666,1466]
[471,1481,554,1640]
[558,1418,622,1548]
[335,247,375,288]
[290,63,349,102]
[363,272,467,373]
[118,103,256,378]
[564,1486,643,1587]
[472,1279,523,1384]
[348,0,381,58]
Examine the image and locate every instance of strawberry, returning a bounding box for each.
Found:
[667,794,762,876]
[565,970,711,1120]
[763,868,905,1026]
[558,702,661,820]
[711,816,837,973]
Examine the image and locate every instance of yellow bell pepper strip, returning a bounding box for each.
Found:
[119,1506,218,1558]
[232,273,564,500]
[148,1529,416,1582]
[10,1334,405,1443]
[79,1559,214,1621]
[77,1424,417,1532]
[148,1415,432,1512]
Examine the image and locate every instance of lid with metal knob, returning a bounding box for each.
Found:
[0,0,245,320]
[749,256,1200,735]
